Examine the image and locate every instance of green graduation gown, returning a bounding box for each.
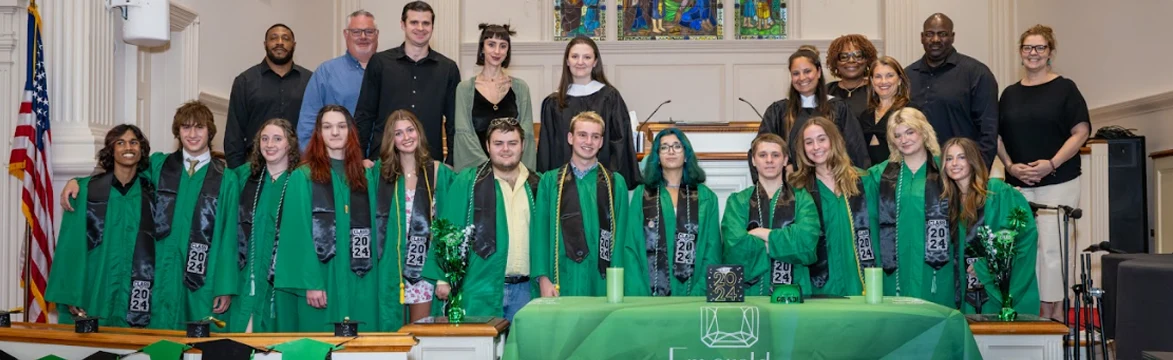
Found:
[531,165,629,297]
[960,179,1040,315]
[221,165,300,332]
[274,164,380,332]
[369,160,454,331]
[146,152,241,330]
[619,184,722,297]
[720,185,821,296]
[46,175,158,328]
[866,158,961,307]
[797,176,882,297]
[422,165,539,318]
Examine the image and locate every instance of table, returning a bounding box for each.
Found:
[399,317,509,360]
[504,296,981,359]
[968,315,1069,359]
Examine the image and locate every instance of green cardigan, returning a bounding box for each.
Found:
[452,76,536,172]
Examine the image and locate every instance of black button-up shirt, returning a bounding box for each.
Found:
[224,61,311,167]
[906,50,999,167]
[355,44,461,162]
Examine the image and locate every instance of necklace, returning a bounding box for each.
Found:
[477,73,510,110]
[841,80,868,97]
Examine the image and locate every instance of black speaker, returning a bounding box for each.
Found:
[1105,137,1149,253]
[1100,253,1173,340]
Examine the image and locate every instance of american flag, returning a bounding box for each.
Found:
[7,3,54,323]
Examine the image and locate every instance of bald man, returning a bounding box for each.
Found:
[905,13,998,168]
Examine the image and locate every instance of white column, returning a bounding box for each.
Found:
[40,0,118,178]
[986,0,1018,90]
[881,0,919,63]
[0,0,28,316]
[335,0,361,55]
[429,0,461,68]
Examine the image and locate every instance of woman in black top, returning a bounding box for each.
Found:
[825,35,878,121]
[453,24,536,172]
[996,24,1090,322]
[760,45,870,169]
[858,56,912,165]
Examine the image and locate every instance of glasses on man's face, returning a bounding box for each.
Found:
[489,117,520,127]
[921,31,952,40]
[659,143,684,154]
[1020,45,1048,54]
[345,28,379,38]
[838,51,865,63]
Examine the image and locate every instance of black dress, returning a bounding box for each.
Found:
[538,86,643,190]
[758,97,872,169]
[998,76,1089,188]
[857,107,900,165]
[472,88,519,155]
[827,80,870,122]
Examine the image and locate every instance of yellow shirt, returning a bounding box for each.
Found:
[499,164,532,277]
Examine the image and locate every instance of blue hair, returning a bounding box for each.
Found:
[642,128,706,187]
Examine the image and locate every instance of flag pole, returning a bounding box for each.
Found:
[23,224,33,322]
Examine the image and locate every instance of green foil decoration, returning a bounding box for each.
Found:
[431,218,472,323]
[965,206,1029,321]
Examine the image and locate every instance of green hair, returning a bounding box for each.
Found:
[642,128,706,188]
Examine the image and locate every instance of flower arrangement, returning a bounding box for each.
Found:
[966,207,1030,321]
[432,218,474,323]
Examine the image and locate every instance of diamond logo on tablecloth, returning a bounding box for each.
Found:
[700,306,759,348]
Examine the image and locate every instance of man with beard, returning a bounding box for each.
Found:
[297,10,379,151]
[225,23,312,167]
[532,111,628,298]
[46,125,164,328]
[425,117,539,322]
[905,13,998,168]
[355,1,460,162]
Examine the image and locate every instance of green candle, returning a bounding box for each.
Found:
[607,267,624,303]
[864,267,883,304]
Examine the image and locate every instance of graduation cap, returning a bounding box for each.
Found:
[269,338,342,360]
[191,339,270,360]
[333,317,363,337]
[72,311,100,333]
[36,356,66,360]
[82,351,123,360]
[141,339,190,359]
[185,316,226,338]
[0,307,20,327]
[0,349,17,360]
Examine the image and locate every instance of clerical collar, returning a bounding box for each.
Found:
[567,80,605,97]
[183,149,211,171]
[800,94,817,108]
[571,161,598,179]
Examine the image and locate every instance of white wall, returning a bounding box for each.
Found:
[188,0,335,98]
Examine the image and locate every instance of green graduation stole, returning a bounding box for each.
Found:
[805,176,876,288]
[375,161,436,282]
[555,164,616,278]
[877,160,949,294]
[155,151,225,291]
[469,162,539,259]
[642,185,700,296]
[959,205,988,311]
[86,172,159,327]
[746,183,796,289]
[310,173,374,277]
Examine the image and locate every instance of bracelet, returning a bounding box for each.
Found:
[1047,160,1057,176]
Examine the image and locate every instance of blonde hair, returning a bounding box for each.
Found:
[569,111,605,133]
[885,107,940,162]
[788,117,861,197]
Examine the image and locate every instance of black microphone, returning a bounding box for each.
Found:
[738,97,765,121]
[639,99,672,132]
[1028,201,1083,219]
[1083,241,1124,254]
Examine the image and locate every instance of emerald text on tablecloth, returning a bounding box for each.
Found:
[504,296,982,359]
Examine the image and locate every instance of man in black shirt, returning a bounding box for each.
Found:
[905,13,998,168]
[224,24,311,168]
[355,1,460,163]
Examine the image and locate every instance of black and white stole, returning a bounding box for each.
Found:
[374,161,437,284]
[154,152,225,291]
[86,172,159,327]
[642,185,700,296]
[310,168,374,277]
[956,201,988,311]
[556,164,616,278]
[877,160,950,295]
[237,167,291,290]
[745,183,797,291]
[804,175,875,289]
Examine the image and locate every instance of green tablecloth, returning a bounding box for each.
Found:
[504,296,982,360]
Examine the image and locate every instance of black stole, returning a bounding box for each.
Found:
[310,172,374,277]
[236,169,290,284]
[375,161,436,283]
[154,151,224,291]
[557,164,616,277]
[470,162,540,259]
[86,172,158,327]
[642,185,700,296]
[877,161,949,276]
[959,206,988,311]
[805,176,877,288]
[745,183,796,288]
